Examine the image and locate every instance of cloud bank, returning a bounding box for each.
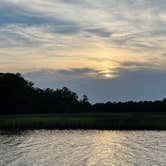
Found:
[0,0,166,101]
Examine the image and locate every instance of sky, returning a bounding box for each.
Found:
[0,0,166,102]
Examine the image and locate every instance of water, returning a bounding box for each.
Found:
[0,130,166,166]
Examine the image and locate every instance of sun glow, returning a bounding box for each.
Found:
[104,73,112,78]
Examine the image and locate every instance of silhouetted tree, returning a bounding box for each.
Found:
[0,73,166,115]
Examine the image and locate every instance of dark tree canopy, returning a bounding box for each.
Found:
[0,73,166,115]
[0,73,90,114]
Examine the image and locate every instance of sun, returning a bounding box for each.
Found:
[104,73,112,78]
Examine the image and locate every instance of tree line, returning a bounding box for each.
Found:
[0,73,166,114]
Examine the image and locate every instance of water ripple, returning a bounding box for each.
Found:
[0,130,166,166]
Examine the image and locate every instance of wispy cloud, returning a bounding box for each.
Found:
[0,0,165,53]
[85,28,112,38]
[1,0,166,101]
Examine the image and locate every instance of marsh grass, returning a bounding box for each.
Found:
[1,112,166,130]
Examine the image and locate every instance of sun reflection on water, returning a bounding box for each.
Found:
[86,131,125,166]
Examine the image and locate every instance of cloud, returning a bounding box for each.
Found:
[56,68,99,76]
[0,1,84,49]
[25,68,101,81]
[1,0,166,102]
[0,2,49,26]
[58,0,89,7]
[0,1,80,28]
[0,0,166,53]
[85,28,112,38]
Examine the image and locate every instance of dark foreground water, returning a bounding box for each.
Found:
[0,130,166,166]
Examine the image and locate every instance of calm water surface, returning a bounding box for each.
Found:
[0,130,166,166]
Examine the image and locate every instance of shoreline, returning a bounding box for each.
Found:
[1,113,166,130]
